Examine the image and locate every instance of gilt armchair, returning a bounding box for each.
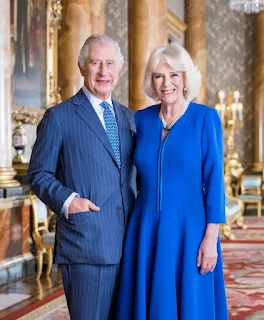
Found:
[238,175,263,217]
[222,194,245,240]
[27,195,55,279]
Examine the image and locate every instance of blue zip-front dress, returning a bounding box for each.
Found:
[117,102,228,320]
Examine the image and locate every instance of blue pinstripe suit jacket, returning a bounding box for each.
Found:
[28,89,137,265]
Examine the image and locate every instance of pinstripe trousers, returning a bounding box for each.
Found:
[62,264,120,320]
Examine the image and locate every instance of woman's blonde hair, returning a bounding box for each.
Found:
[143,42,201,101]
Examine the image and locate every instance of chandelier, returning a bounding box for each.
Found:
[230,0,264,13]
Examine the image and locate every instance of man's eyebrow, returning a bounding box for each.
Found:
[89,59,115,62]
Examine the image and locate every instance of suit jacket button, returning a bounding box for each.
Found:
[116,206,122,211]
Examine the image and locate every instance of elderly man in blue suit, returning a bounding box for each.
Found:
[28,34,137,319]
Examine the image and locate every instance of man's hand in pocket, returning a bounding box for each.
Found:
[68,198,100,215]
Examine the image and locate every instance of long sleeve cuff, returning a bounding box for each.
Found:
[61,192,80,219]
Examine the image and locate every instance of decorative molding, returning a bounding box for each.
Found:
[0,167,21,188]
[12,107,45,125]
[13,163,29,176]
[47,0,62,25]
[46,0,62,108]
[167,9,187,39]
[0,253,34,269]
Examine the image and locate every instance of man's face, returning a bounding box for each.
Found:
[80,42,122,100]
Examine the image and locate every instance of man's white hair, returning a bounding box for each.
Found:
[78,34,124,71]
[143,42,201,101]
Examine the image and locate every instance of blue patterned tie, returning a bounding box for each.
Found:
[100,101,121,167]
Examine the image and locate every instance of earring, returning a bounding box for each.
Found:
[183,87,187,92]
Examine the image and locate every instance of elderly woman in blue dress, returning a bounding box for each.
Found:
[117,42,228,320]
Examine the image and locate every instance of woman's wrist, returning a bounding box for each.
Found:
[204,223,220,241]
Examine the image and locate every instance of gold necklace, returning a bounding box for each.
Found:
[159,102,189,131]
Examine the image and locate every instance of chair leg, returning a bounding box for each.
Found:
[236,216,247,229]
[258,201,262,217]
[222,224,235,240]
[46,248,53,277]
[36,249,43,280]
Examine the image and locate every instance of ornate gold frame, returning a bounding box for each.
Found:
[12,0,62,125]
[167,10,187,40]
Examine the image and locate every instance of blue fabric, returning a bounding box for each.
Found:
[33,199,48,221]
[62,263,119,320]
[242,177,261,189]
[117,103,228,320]
[28,89,137,265]
[101,101,121,167]
[42,232,55,244]
[226,201,242,218]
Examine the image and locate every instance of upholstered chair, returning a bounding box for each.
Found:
[27,195,55,279]
[222,195,245,240]
[238,175,263,217]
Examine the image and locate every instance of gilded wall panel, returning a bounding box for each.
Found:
[206,1,255,169]
[105,0,128,106]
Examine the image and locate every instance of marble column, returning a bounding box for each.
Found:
[0,1,20,188]
[253,11,264,171]
[58,0,104,100]
[129,0,167,111]
[185,0,207,104]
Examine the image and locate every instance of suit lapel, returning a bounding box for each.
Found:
[113,99,129,163]
[74,90,117,165]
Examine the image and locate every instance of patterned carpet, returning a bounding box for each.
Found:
[36,303,69,320]
[223,242,264,319]
[240,217,264,228]
[18,217,264,320]
[226,217,264,242]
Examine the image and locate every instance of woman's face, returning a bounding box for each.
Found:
[152,61,185,105]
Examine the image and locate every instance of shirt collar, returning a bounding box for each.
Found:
[82,85,113,109]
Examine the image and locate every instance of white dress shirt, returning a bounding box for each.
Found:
[61,86,116,218]
[82,85,115,128]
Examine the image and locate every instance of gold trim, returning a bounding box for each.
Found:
[167,10,187,39]
[12,107,45,125]
[13,163,29,176]
[46,0,62,108]
[222,194,245,240]
[0,168,21,188]
[252,162,264,172]
[12,0,63,124]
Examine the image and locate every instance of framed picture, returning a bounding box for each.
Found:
[11,0,62,124]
